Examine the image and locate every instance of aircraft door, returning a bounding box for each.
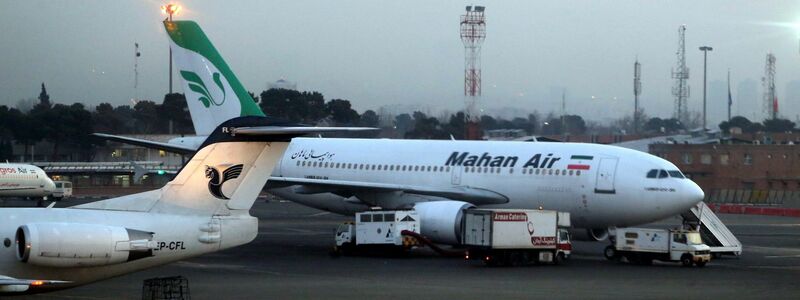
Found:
[451,166,462,185]
[594,158,618,194]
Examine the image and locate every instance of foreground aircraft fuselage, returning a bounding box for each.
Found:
[269,138,704,231]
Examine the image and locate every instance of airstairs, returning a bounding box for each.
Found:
[681,201,742,257]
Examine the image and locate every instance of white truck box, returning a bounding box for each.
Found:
[354,210,419,245]
[614,228,670,254]
[463,209,561,249]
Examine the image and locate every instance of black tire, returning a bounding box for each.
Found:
[681,255,693,267]
[640,257,653,265]
[554,252,565,265]
[695,261,707,268]
[604,246,618,261]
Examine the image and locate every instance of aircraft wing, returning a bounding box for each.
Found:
[269,176,509,205]
[0,275,71,290]
[92,133,197,155]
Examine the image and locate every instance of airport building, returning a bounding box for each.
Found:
[10,135,184,195]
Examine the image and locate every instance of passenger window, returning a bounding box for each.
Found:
[658,170,668,178]
[360,214,371,222]
[646,169,658,178]
[384,213,394,221]
[373,214,383,222]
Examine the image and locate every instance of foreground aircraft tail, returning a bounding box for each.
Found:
[165,20,264,136]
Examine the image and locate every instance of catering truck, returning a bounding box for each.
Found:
[333,210,420,255]
[604,227,711,267]
[462,209,571,266]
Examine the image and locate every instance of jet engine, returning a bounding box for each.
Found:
[570,227,609,242]
[15,223,156,268]
[412,201,475,245]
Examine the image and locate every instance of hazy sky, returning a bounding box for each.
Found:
[2,1,800,126]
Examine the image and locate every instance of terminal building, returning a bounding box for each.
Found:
[9,135,185,196]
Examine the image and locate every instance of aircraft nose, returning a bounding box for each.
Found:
[684,180,705,207]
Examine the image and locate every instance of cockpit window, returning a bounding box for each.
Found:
[658,170,668,178]
[668,170,685,179]
[646,169,658,178]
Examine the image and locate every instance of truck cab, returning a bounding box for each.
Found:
[667,230,711,264]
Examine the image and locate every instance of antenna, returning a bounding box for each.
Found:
[671,25,690,124]
[134,43,141,101]
[634,59,642,133]
[460,5,486,140]
[762,53,777,119]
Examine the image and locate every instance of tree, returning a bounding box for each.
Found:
[133,100,160,134]
[326,99,359,125]
[719,116,761,134]
[762,118,795,133]
[159,93,193,134]
[359,110,379,127]
[444,112,466,139]
[405,111,447,139]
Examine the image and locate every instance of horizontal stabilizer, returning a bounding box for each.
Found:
[92,133,196,155]
[232,126,378,136]
[269,176,509,205]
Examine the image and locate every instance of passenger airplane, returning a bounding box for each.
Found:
[0,21,372,296]
[0,163,55,201]
[96,20,705,244]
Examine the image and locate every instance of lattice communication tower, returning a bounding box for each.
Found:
[762,53,777,119]
[671,25,690,123]
[460,5,486,140]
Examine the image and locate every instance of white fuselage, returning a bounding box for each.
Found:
[270,138,705,229]
[0,200,257,293]
[0,164,55,198]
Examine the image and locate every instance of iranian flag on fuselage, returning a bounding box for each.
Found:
[567,155,592,170]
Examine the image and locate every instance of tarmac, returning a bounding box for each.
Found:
[5,198,800,300]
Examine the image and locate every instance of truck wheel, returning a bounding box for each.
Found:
[604,246,618,261]
[695,261,707,268]
[554,252,565,265]
[681,255,693,267]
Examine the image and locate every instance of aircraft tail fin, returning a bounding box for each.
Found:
[164,20,264,136]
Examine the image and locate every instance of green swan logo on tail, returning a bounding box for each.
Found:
[181,70,227,107]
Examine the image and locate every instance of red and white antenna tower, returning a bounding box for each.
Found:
[460,5,486,140]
